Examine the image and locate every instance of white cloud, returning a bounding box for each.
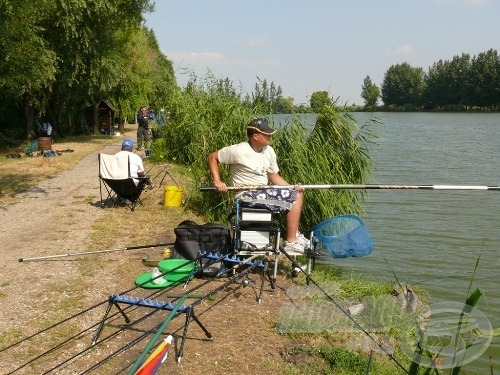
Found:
[166,51,227,65]
[260,59,280,67]
[387,44,414,56]
[247,36,269,48]
[164,50,280,70]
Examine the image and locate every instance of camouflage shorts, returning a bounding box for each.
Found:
[237,188,297,214]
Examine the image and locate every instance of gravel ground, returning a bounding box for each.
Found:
[0,139,120,326]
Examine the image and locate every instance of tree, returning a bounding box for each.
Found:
[252,78,284,113]
[0,1,57,136]
[310,91,332,109]
[0,0,161,137]
[424,54,471,108]
[381,63,425,106]
[361,76,380,108]
[463,49,500,109]
[274,97,295,114]
[109,27,176,131]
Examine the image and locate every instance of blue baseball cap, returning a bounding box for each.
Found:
[122,138,134,150]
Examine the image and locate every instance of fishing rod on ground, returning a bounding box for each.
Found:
[4,300,132,375]
[200,183,500,191]
[18,242,175,262]
[136,256,267,367]
[8,254,216,373]
[89,255,266,372]
[35,270,202,373]
[10,252,271,373]
[4,277,180,373]
[91,253,263,342]
[81,327,155,375]
[2,281,175,372]
[279,247,410,375]
[0,297,109,356]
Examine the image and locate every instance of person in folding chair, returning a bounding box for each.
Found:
[115,138,153,192]
[208,118,310,253]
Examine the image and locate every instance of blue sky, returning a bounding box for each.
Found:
[144,0,499,106]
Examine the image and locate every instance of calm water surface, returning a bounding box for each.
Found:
[333,112,499,374]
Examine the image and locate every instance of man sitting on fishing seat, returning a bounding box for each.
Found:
[115,138,154,191]
[208,118,310,253]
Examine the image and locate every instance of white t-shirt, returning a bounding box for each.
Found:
[115,150,144,183]
[217,142,279,186]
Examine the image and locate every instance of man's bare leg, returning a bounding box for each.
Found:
[285,191,303,242]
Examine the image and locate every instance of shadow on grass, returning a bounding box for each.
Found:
[0,172,45,205]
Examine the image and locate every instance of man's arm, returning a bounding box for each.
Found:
[208,151,227,192]
[136,161,146,177]
[268,172,288,185]
[269,172,304,192]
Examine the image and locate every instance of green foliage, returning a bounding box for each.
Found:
[151,72,257,219]
[310,91,333,109]
[253,78,285,113]
[378,49,500,110]
[284,339,409,375]
[338,276,394,300]
[361,76,380,108]
[0,0,168,137]
[314,347,370,373]
[423,54,471,108]
[381,63,425,106]
[463,48,500,109]
[275,96,295,114]
[0,0,57,99]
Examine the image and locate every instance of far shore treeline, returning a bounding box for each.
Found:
[0,0,498,146]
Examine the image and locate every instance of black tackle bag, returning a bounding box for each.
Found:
[173,220,231,277]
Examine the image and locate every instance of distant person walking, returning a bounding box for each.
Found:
[136,106,151,150]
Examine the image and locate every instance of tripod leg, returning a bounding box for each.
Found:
[190,310,212,338]
[92,301,114,345]
[258,262,268,303]
[177,306,193,364]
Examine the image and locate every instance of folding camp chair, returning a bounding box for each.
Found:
[98,153,148,211]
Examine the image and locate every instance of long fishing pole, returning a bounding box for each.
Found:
[200,183,500,192]
[19,242,174,262]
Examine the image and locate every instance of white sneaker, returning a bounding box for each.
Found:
[284,240,305,254]
[296,232,311,249]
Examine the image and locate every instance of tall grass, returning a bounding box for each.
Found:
[153,73,378,231]
[272,105,378,230]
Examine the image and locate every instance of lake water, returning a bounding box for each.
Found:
[273,112,499,373]
[334,112,499,374]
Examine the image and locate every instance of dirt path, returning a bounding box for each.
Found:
[0,135,126,327]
